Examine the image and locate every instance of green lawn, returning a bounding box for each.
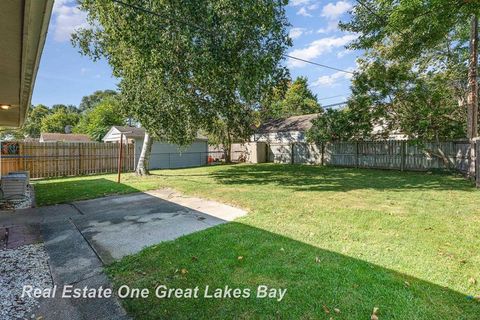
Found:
[33,164,480,319]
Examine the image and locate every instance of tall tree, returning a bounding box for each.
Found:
[40,109,80,133]
[467,16,478,178]
[261,76,321,120]
[207,108,254,163]
[341,0,480,177]
[73,0,290,175]
[307,108,353,143]
[23,104,51,138]
[79,89,118,112]
[75,97,125,141]
[347,58,466,141]
[51,104,80,114]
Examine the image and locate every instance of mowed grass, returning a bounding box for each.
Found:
[33,164,480,319]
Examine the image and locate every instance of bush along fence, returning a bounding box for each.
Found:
[0,141,135,179]
[267,140,475,174]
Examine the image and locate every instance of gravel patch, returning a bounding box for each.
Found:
[0,185,34,211]
[0,243,52,320]
[14,185,34,210]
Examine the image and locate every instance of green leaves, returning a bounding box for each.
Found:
[74,0,291,145]
[341,0,480,61]
[307,108,356,143]
[40,109,80,134]
[261,76,321,120]
[338,0,479,141]
[74,97,125,141]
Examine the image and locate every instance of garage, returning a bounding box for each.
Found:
[103,126,209,169]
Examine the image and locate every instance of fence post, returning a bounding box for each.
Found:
[78,143,82,175]
[55,142,59,175]
[320,142,324,166]
[476,139,480,187]
[355,141,359,168]
[291,143,294,164]
[400,140,406,171]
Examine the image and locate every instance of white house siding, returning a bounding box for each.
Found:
[134,138,208,169]
[253,130,306,144]
[252,131,306,163]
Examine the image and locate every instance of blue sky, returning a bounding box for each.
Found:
[31,0,359,108]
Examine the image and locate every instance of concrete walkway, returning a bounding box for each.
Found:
[72,189,246,263]
[0,189,246,319]
[0,205,128,320]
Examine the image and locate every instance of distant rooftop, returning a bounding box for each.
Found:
[111,126,146,138]
[105,126,208,141]
[257,113,320,133]
[40,133,92,143]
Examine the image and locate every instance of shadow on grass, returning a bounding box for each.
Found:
[108,222,479,320]
[207,163,475,192]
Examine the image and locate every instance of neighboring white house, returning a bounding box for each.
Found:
[371,121,407,140]
[252,113,320,144]
[103,126,209,169]
[253,113,407,143]
[102,126,146,144]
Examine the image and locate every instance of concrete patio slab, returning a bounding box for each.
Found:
[2,225,42,249]
[41,220,103,285]
[71,189,247,264]
[0,188,245,319]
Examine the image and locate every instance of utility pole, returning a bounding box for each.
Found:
[467,15,478,180]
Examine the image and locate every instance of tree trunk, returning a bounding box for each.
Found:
[224,132,232,163]
[136,132,153,176]
[467,15,478,179]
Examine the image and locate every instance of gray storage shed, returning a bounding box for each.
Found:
[103,126,209,169]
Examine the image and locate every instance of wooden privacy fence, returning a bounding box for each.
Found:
[0,141,135,179]
[269,140,472,173]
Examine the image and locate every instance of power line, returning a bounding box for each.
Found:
[111,0,354,75]
[317,94,349,101]
[284,55,354,74]
[322,101,348,108]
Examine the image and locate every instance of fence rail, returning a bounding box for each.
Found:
[1,142,135,179]
[270,140,472,173]
[0,142,227,179]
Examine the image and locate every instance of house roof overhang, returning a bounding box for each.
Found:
[0,0,54,128]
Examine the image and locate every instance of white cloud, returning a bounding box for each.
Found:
[290,0,311,6]
[317,20,339,34]
[289,28,306,39]
[297,7,312,17]
[52,0,89,42]
[80,67,89,75]
[52,0,70,13]
[287,34,357,68]
[292,0,320,17]
[336,49,353,58]
[312,70,354,87]
[321,1,353,19]
[289,27,313,40]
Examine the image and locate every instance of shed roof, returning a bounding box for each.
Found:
[257,113,320,133]
[111,126,146,138]
[104,126,208,141]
